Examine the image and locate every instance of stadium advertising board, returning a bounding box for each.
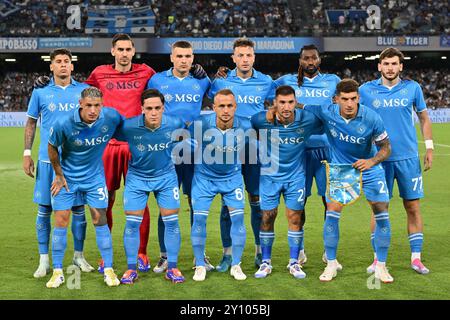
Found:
[0,38,38,50]
[377,36,429,46]
[147,38,323,54]
[38,38,93,48]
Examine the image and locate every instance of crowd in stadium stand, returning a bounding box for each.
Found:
[153,0,296,37]
[1,0,448,36]
[311,0,449,35]
[1,69,448,112]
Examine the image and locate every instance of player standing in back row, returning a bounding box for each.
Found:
[146,40,211,273]
[360,47,433,275]
[24,48,93,278]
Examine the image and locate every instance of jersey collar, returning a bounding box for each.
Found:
[139,114,166,130]
[230,68,258,79]
[375,77,402,88]
[49,77,79,87]
[166,68,193,79]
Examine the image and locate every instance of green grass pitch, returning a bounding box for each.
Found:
[0,125,449,300]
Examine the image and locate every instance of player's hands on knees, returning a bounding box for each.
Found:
[190,64,207,79]
[266,106,277,123]
[352,159,374,172]
[215,66,229,79]
[51,175,69,196]
[424,149,433,171]
[23,156,35,178]
[33,75,50,89]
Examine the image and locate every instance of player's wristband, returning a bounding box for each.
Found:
[23,149,32,157]
[425,140,434,150]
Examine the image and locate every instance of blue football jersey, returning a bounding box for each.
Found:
[114,114,186,180]
[26,78,89,162]
[146,68,210,123]
[251,109,323,181]
[359,78,427,161]
[304,103,388,176]
[275,72,340,149]
[208,68,276,118]
[48,107,123,183]
[189,113,253,180]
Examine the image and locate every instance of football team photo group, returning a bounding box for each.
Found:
[1,0,449,303]
[22,34,434,288]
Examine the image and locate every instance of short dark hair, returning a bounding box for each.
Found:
[50,48,72,62]
[275,85,296,97]
[299,44,320,57]
[112,33,134,47]
[233,38,255,50]
[172,40,193,50]
[379,47,404,63]
[215,89,235,98]
[141,89,164,105]
[336,79,359,95]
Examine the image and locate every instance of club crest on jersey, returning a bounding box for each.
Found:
[256,86,264,92]
[357,125,366,134]
[165,132,172,139]
[192,84,201,91]
[372,99,382,108]
[296,128,305,134]
[400,88,408,95]
[164,93,173,103]
[48,102,57,112]
[137,143,145,152]
[101,125,109,133]
[106,82,115,90]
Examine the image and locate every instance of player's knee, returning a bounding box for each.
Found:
[371,201,389,214]
[403,199,421,216]
[261,209,277,228]
[287,210,302,228]
[92,210,108,226]
[249,194,259,203]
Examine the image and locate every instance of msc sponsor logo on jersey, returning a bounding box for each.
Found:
[146,142,171,152]
[277,136,304,144]
[296,88,331,98]
[373,98,409,108]
[105,81,141,90]
[337,132,366,144]
[78,135,110,146]
[164,93,201,103]
[236,95,262,104]
[48,102,78,112]
[208,144,241,153]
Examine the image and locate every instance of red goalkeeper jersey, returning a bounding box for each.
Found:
[85,63,156,118]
